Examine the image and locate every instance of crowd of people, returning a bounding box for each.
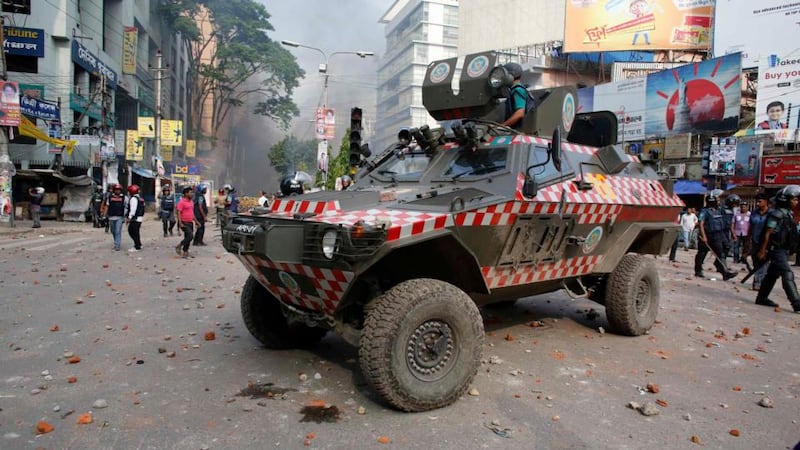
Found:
[670,186,800,313]
[89,183,240,259]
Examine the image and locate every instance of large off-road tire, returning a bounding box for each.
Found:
[240,276,327,349]
[359,279,484,412]
[605,254,660,336]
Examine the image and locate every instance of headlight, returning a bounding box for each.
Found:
[489,66,509,89]
[321,229,338,259]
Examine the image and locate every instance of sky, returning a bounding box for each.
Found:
[233,1,389,193]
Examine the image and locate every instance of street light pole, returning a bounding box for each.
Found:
[151,50,167,209]
[280,40,374,189]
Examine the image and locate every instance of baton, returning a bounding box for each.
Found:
[741,258,768,284]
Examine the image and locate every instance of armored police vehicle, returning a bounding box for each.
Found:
[222,51,683,412]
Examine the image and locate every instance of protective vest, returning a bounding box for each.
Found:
[703,207,726,233]
[721,207,735,231]
[766,208,799,251]
[161,195,175,212]
[132,195,145,217]
[106,194,125,217]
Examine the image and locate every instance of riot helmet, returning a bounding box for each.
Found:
[127,184,140,195]
[724,194,741,208]
[775,184,800,207]
[279,175,304,196]
[705,189,723,205]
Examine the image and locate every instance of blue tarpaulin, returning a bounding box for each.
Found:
[673,180,737,195]
[131,166,155,178]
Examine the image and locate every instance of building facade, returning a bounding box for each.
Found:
[375,0,459,153]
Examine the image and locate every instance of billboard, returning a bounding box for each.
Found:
[713,1,800,69]
[125,130,143,161]
[137,116,155,138]
[160,119,183,146]
[593,77,646,141]
[611,62,681,81]
[3,26,45,57]
[644,53,741,137]
[161,145,173,162]
[755,51,800,142]
[122,26,137,75]
[760,154,800,186]
[730,135,766,187]
[186,139,196,158]
[0,81,20,126]
[564,0,713,52]
[317,141,328,173]
[708,137,737,176]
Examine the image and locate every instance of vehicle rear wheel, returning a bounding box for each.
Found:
[359,279,484,412]
[605,254,659,336]
[240,276,327,349]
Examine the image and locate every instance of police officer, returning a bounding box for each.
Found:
[722,194,741,260]
[91,185,105,228]
[694,189,737,280]
[753,185,800,312]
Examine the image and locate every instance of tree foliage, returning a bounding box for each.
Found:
[158,0,304,142]
[267,136,318,178]
[325,132,352,190]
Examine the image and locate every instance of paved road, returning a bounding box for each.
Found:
[0,220,798,449]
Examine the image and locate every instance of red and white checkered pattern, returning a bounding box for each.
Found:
[481,255,604,289]
[535,175,683,207]
[486,135,639,163]
[271,199,340,215]
[237,254,354,314]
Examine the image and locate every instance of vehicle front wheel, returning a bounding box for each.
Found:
[240,276,327,349]
[359,278,484,412]
[604,254,660,336]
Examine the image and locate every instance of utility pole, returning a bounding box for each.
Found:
[0,17,14,227]
[151,50,166,209]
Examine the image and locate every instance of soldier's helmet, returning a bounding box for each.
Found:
[724,194,741,208]
[775,185,800,206]
[705,189,723,205]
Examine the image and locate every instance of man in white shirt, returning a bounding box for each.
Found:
[258,190,269,208]
[679,207,698,251]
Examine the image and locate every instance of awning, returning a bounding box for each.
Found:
[674,180,706,195]
[52,172,93,186]
[131,166,155,178]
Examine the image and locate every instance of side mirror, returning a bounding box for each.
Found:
[550,127,562,172]
[522,176,538,198]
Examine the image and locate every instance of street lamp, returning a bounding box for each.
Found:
[281,40,374,189]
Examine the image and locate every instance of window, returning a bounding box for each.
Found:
[443,147,508,179]
[2,0,31,14]
[5,54,37,73]
[371,151,432,182]
[527,145,573,184]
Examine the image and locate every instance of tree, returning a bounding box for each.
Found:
[267,136,317,179]
[325,132,351,190]
[159,0,304,144]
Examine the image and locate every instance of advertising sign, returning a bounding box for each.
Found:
[755,51,800,142]
[3,26,45,57]
[48,120,62,154]
[71,41,117,89]
[160,119,183,146]
[664,133,691,159]
[760,154,800,185]
[317,141,328,173]
[137,116,155,137]
[730,135,765,187]
[315,107,325,140]
[125,130,143,161]
[593,77,646,141]
[324,108,335,140]
[19,83,44,99]
[185,139,196,158]
[713,1,800,69]
[611,62,681,81]
[0,81,20,126]
[19,96,58,120]
[68,134,100,146]
[172,164,201,175]
[564,0,713,52]
[161,145,173,162]
[644,53,741,137]
[708,137,737,176]
[122,26,137,75]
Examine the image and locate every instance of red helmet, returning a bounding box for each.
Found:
[127,184,140,195]
[112,183,122,191]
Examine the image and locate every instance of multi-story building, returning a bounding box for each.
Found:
[4,0,188,200]
[375,0,459,153]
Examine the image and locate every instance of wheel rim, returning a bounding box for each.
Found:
[634,277,651,315]
[406,320,457,382]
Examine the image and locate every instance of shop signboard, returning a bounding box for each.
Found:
[137,116,155,138]
[730,135,766,187]
[125,130,143,161]
[172,164,201,175]
[644,53,741,137]
[185,139,196,158]
[19,95,58,120]
[611,62,680,81]
[708,137,736,176]
[71,41,117,89]
[663,133,691,159]
[160,119,183,146]
[713,1,800,69]
[755,50,800,143]
[760,154,800,186]
[122,26,137,75]
[564,0,713,52]
[3,26,45,57]
[70,93,113,126]
[19,83,44,99]
[593,77,646,142]
[161,145,173,162]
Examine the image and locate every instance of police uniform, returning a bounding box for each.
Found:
[754,187,800,312]
[694,192,736,280]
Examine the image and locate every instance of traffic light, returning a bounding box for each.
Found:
[349,107,370,168]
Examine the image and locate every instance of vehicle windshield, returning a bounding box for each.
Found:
[443,147,508,179]
[371,151,432,181]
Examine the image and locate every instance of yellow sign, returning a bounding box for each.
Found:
[137,116,154,138]
[161,145,173,162]
[160,119,183,146]
[186,139,196,158]
[564,1,713,52]
[125,130,143,161]
[122,26,137,75]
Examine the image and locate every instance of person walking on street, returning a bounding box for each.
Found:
[721,194,740,260]
[694,190,737,280]
[125,184,144,252]
[100,184,126,251]
[679,207,698,251]
[176,186,197,258]
[258,190,269,207]
[28,187,44,228]
[669,208,685,262]
[159,185,176,237]
[193,184,208,246]
[215,188,226,227]
[91,185,105,228]
[732,201,751,264]
[753,185,800,312]
[749,192,771,291]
